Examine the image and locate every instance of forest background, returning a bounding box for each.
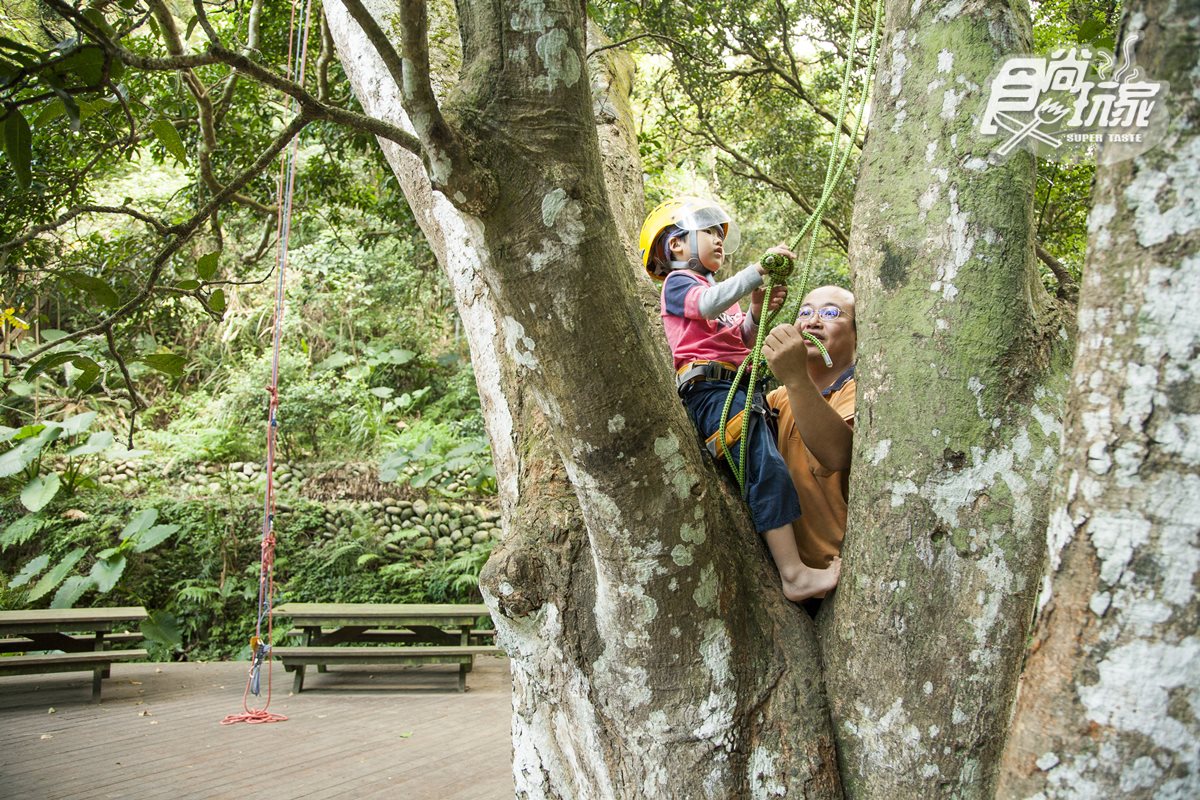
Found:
[0,0,1107,664]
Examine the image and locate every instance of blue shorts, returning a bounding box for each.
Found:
[680,380,801,533]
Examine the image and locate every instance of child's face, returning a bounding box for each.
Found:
[670,226,726,272]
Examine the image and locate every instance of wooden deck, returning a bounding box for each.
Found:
[0,656,514,799]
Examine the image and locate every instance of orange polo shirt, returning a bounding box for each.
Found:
[766,371,855,568]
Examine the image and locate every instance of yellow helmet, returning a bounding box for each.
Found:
[638,196,741,281]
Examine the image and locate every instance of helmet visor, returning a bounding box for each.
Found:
[673,202,741,255]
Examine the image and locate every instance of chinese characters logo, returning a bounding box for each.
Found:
[980,34,1169,164]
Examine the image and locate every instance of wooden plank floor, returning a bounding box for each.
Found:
[0,656,514,799]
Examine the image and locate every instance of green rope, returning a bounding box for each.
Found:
[715,0,884,495]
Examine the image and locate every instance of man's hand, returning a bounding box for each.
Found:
[763,324,815,387]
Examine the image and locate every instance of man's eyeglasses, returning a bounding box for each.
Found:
[796,305,845,322]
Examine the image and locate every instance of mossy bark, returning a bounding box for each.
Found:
[820,0,1074,797]
[996,5,1200,797]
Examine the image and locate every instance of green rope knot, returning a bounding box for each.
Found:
[760,252,794,281]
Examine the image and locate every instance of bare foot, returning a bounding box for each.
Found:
[780,558,841,603]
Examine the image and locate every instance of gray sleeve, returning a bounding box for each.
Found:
[696,265,763,319]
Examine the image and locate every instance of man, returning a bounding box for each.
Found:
[762,285,857,587]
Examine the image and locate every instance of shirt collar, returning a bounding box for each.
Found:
[822,364,855,397]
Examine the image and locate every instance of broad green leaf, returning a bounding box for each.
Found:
[120,508,158,539]
[150,118,187,164]
[0,425,16,442]
[3,106,32,187]
[185,15,199,40]
[89,555,126,593]
[141,611,182,650]
[345,364,370,381]
[143,353,186,378]
[0,427,60,479]
[370,387,394,398]
[23,351,79,381]
[58,46,106,85]
[51,575,94,608]
[1,514,47,551]
[70,356,101,393]
[20,472,61,512]
[95,546,121,560]
[196,252,219,280]
[378,348,415,365]
[60,411,98,437]
[316,351,354,371]
[65,430,114,457]
[35,98,67,126]
[64,272,120,308]
[26,547,87,602]
[176,280,200,290]
[132,524,179,553]
[208,288,226,314]
[9,553,50,588]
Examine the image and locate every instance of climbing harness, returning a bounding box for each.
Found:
[221,0,316,726]
[716,0,885,494]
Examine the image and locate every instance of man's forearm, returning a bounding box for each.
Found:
[785,379,853,471]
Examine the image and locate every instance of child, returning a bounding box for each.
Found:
[638,196,840,602]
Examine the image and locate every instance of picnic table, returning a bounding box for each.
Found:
[273,603,500,692]
[0,607,149,702]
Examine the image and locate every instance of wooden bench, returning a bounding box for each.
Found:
[0,650,149,702]
[273,645,501,692]
[0,607,150,702]
[274,603,500,692]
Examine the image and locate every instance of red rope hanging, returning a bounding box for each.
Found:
[221,0,315,726]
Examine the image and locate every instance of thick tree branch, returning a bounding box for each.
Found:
[2,205,169,256]
[1036,244,1078,300]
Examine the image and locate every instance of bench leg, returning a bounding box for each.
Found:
[292,664,306,693]
[458,663,467,692]
[91,666,103,703]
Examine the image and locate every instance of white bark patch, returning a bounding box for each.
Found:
[844,698,927,777]
[933,0,966,21]
[1077,637,1200,768]
[941,87,964,121]
[694,563,719,611]
[890,478,919,507]
[1088,510,1152,586]
[655,433,700,501]
[607,415,626,433]
[534,28,582,91]
[1087,202,1118,251]
[671,544,694,566]
[693,619,737,767]
[937,49,953,73]
[968,544,1017,668]
[870,439,892,465]
[929,187,974,300]
[1126,134,1200,247]
[749,746,786,798]
[889,31,909,98]
[503,316,540,371]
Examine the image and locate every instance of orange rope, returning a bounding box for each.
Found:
[222,0,315,727]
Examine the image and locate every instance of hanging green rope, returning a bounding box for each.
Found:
[717,0,885,493]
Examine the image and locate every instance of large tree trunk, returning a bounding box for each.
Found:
[327,2,841,796]
[996,5,1200,798]
[821,0,1074,796]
